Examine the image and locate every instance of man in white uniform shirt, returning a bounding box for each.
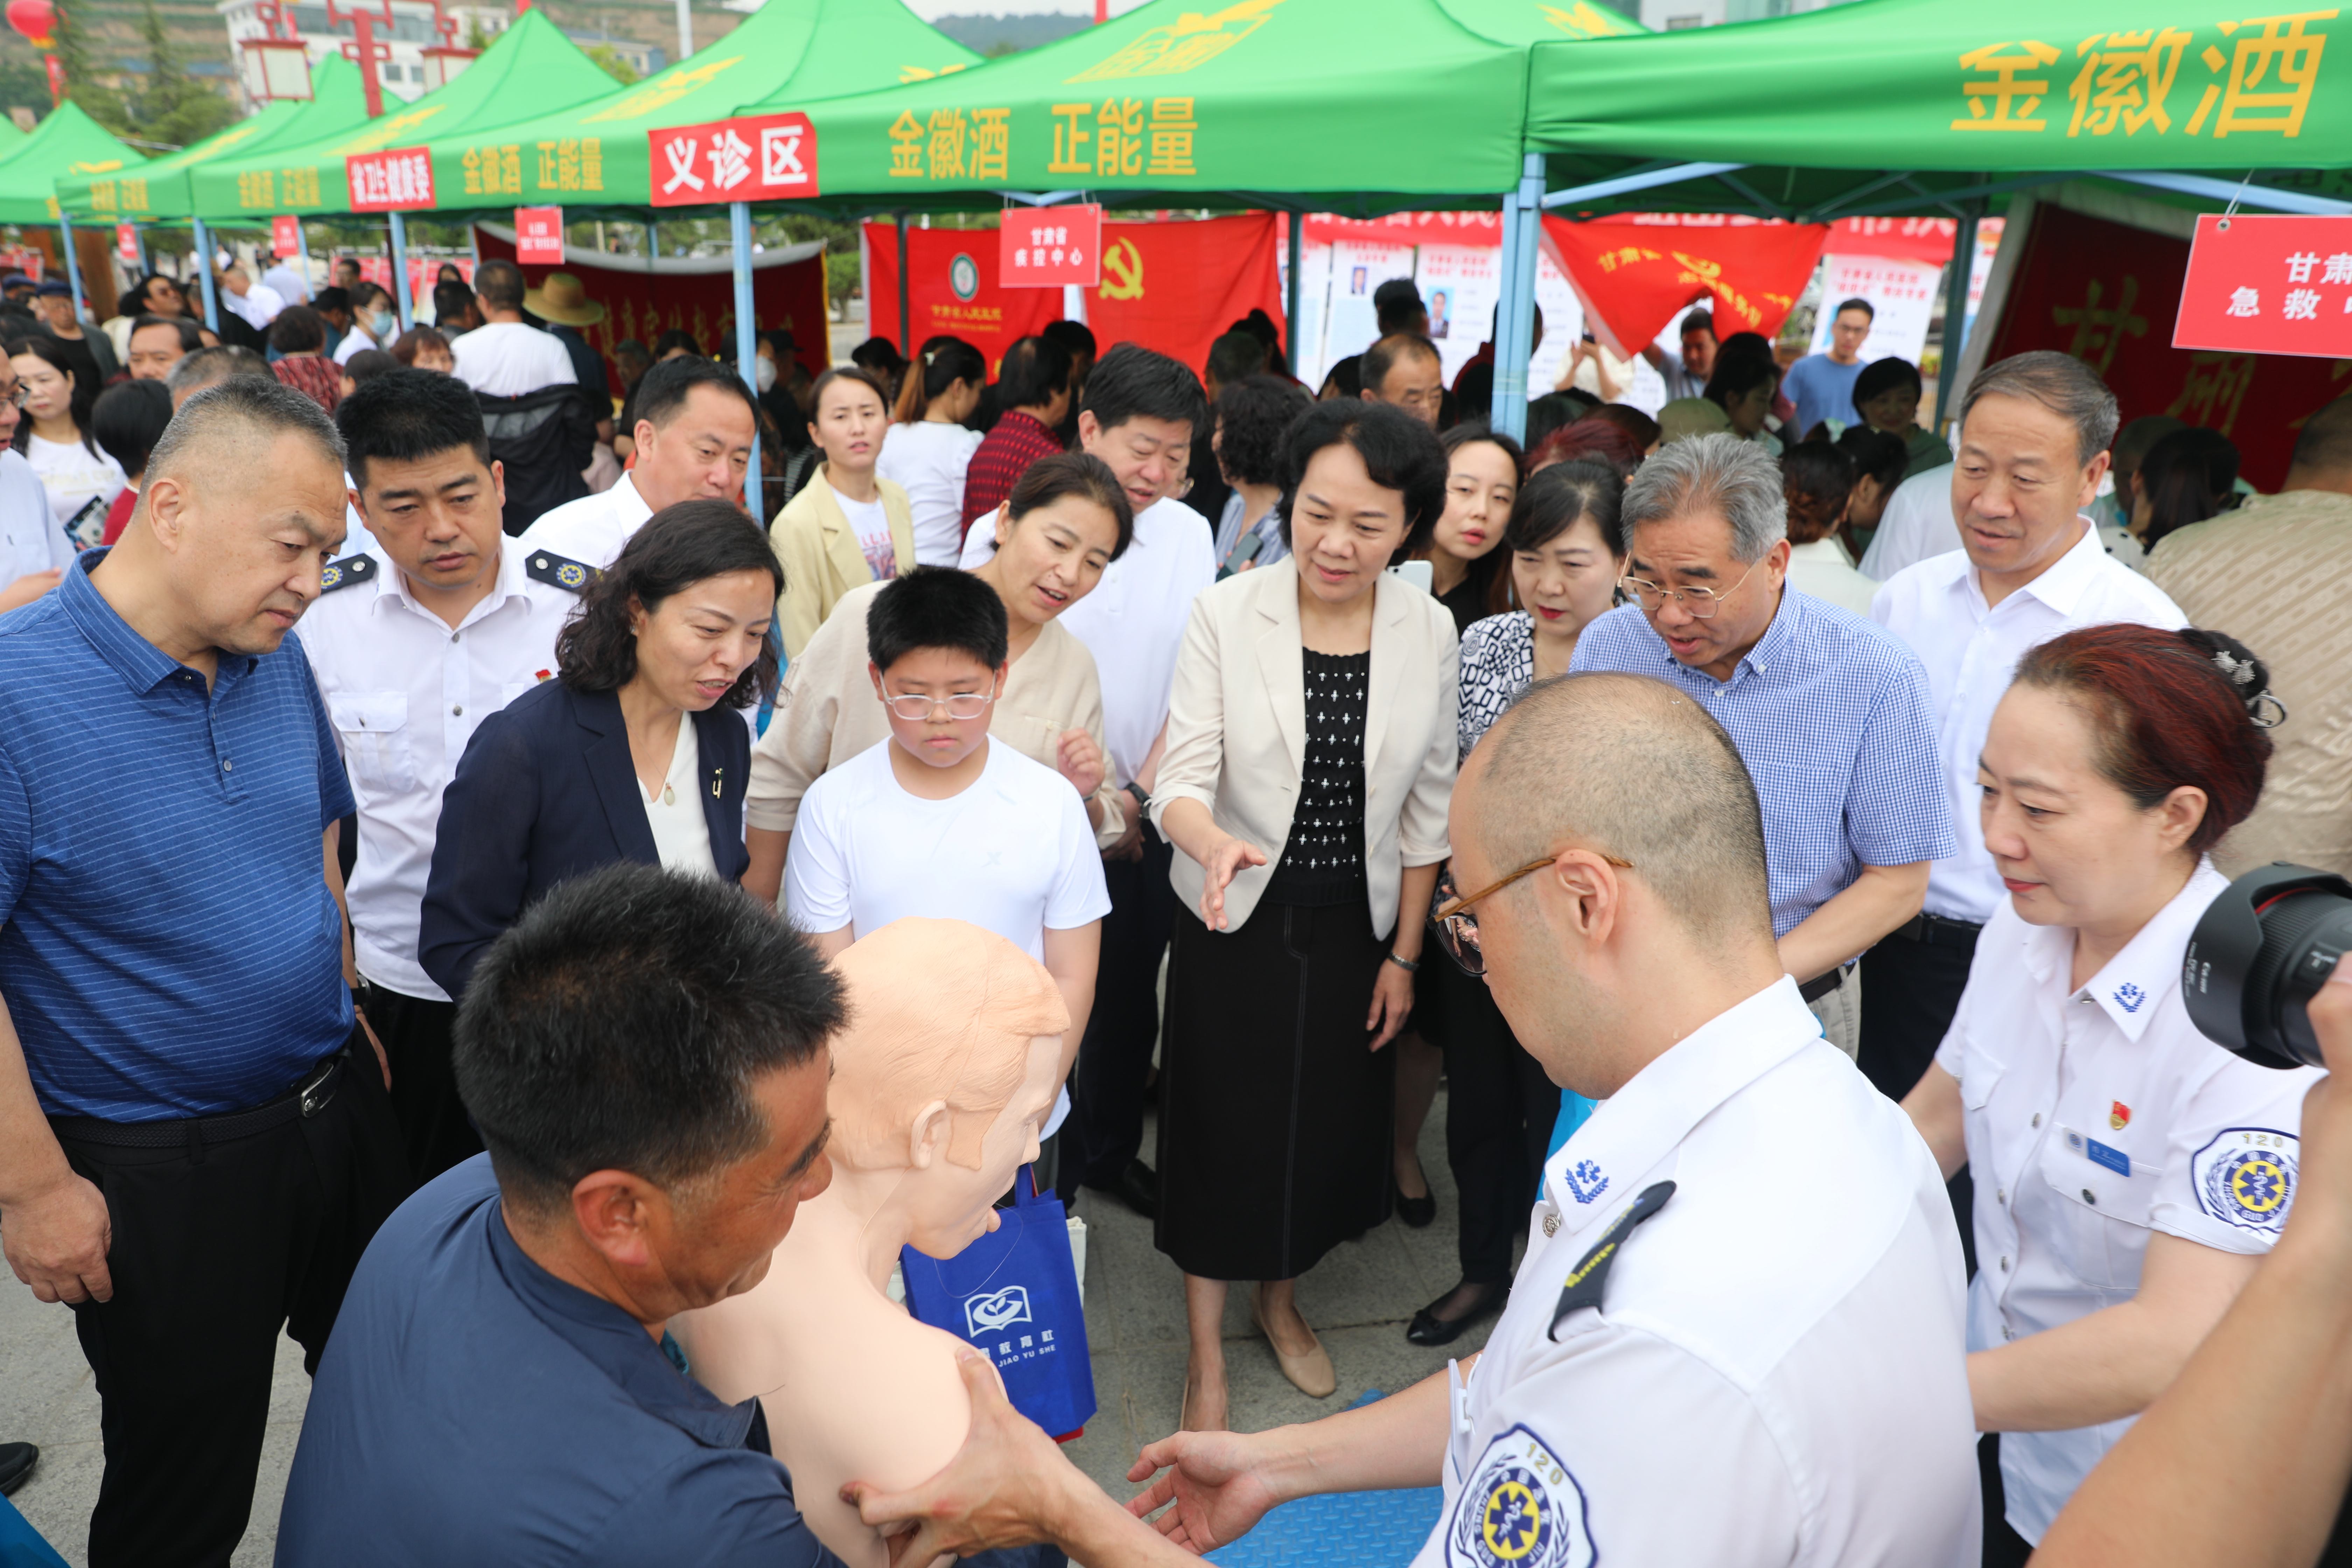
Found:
[518,356,759,569]
[1866,352,2184,1112]
[217,263,286,331]
[300,370,587,1183]
[448,259,576,399]
[958,345,1213,1219]
[828,672,1980,1568]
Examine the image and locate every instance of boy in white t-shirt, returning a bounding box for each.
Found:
[786,568,1109,1103]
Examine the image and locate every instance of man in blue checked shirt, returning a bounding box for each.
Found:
[1570,432,1954,1058]
[0,377,407,1567]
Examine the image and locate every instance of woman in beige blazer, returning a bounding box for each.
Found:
[1147,400,1457,1430]
[770,366,916,659]
[740,452,1136,902]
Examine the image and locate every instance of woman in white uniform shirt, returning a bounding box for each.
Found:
[1902,622,2316,1565]
[878,336,985,567]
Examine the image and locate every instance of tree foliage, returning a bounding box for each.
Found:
[56,0,236,149]
[583,43,639,85]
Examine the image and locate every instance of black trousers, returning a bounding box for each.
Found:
[52,1028,410,1568]
[362,981,481,1185]
[1431,960,1559,1284]
[1861,928,1980,1276]
[1059,826,1177,1200]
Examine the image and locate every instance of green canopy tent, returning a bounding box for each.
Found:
[1477,0,2352,436]
[55,53,371,226]
[0,114,29,163]
[403,0,981,218]
[187,9,620,326]
[0,102,148,320]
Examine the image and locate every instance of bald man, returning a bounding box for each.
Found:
[0,377,407,1565]
[828,673,1982,1568]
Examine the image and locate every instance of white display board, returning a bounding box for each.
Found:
[1808,255,1946,367]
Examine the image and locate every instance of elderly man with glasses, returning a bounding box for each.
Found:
[1562,432,1952,1058]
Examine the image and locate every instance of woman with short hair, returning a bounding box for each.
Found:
[770,366,915,659]
[269,306,342,413]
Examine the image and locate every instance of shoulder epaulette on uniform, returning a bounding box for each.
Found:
[526,550,598,593]
[1547,1180,1675,1341]
[318,553,377,594]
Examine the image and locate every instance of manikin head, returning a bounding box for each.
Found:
[826,920,1070,1258]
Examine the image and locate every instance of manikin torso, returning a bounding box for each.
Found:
[673,922,1065,1568]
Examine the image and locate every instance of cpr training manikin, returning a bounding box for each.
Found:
[672,918,1070,1567]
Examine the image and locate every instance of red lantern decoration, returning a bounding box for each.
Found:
[7,0,57,51]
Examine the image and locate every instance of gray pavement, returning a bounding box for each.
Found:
[0,1097,1504,1563]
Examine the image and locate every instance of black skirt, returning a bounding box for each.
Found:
[1155,901,1394,1281]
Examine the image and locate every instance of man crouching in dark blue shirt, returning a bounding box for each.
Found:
[275,862,850,1566]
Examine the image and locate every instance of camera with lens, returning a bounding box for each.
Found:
[2185,863,2352,1070]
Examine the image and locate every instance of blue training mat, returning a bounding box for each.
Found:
[0,1489,72,1568]
[1204,1392,1442,1568]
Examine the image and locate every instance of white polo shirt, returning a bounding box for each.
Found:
[1858,465,1961,582]
[450,321,579,399]
[299,539,583,999]
[1872,522,2185,924]
[1938,861,2316,1544]
[1421,978,1978,1568]
[516,471,653,571]
[962,493,1213,785]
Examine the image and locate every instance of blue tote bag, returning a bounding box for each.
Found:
[899,1164,1095,1438]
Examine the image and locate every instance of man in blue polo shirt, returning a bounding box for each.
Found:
[0,377,408,1567]
[277,864,851,1565]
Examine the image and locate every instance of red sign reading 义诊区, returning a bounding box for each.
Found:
[2175,214,2352,359]
[648,113,818,208]
[1000,205,1102,288]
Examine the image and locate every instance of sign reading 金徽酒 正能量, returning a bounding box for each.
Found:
[648,113,818,208]
[2175,214,2352,359]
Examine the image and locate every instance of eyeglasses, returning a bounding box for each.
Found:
[1617,559,1761,621]
[1427,849,1634,977]
[0,385,22,408]
[880,690,996,721]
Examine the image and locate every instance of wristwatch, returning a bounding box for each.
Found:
[1124,780,1151,812]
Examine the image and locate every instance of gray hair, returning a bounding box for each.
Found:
[165,344,271,398]
[1617,431,1786,563]
[1960,350,2119,468]
[149,373,345,485]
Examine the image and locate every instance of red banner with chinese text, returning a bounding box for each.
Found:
[1827,217,1962,265]
[346,147,435,213]
[866,212,1283,382]
[648,113,819,208]
[2175,214,2352,359]
[1542,214,1828,353]
[472,228,828,399]
[1985,203,2349,493]
[1001,205,1103,288]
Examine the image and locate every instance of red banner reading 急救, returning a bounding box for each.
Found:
[2175,214,2352,360]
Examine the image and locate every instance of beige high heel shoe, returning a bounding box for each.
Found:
[1251,1286,1337,1398]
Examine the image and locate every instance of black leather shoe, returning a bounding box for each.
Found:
[1393,1176,1436,1228]
[0,1441,37,1496]
[1406,1282,1505,1346]
[1087,1158,1158,1220]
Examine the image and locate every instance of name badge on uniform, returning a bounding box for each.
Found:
[2065,1127,2132,1177]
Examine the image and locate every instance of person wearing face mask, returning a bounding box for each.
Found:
[518,357,760,570]
[333,282,398,368]
[772,366,914,659]
[879,336,986,567]
[417,502,779,1002]
[1149,400,1457,1429]
[1900,623,2314,1566]
[745,451,1135,903]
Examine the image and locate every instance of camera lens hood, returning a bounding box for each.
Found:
[2184,862,2352,1071]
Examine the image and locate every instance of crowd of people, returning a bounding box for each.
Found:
[2,244,2352,1568]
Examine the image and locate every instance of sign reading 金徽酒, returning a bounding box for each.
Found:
[515,206,565,266]
[999,205,1101,288]
[346,148,436,213]
[2174,214,2352,359]
[648,113,818,208]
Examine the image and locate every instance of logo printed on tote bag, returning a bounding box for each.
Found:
[963,1284,1033,1337]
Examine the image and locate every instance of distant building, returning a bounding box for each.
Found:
[219,0,662,109]
[1638,0,1844,27]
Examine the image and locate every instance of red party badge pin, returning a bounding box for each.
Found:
[2110,1102,2132,1132]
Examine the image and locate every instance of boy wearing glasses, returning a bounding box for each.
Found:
[785,568,1108,1151]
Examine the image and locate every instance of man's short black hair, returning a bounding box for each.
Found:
[1361,333,1441,397]
[472,260,524,312]
[1832,296,1876,323]
[632,353,757,432]
[91,378,172,481]
[312,286,351,317]
[432,280,475,324]
[1278,398,1449,555]
[866,564,1009,674]
[130,314,202,352]
[1041,318,1096,364]
[1205,329,1267,389]
[1680,308,1715,338]
[454,862,845,1214]
[337,366,491,484]
[1373,277,1426,335]
[1081,344,1205,441]
[996,334,1073,411]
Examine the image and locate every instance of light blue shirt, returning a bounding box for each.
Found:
[1781,352,1870,442]
[1570,587,1955,941]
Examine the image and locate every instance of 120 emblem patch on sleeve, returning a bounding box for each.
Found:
[1446,1424,1595,1568]
[2192,1127,2298,1236]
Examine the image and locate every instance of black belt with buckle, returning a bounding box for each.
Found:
[1798,962,1855,1004]
[49,1051,346,1151]
[1891,912,1986,952]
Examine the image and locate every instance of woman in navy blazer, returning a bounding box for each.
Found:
[421,500,782,999]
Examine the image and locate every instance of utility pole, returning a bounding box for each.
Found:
[674,0,691,65]
[326,0,395,117]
